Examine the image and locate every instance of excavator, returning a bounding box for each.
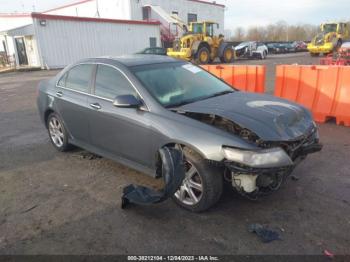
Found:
[144,5,234,64]
[308,22,350,56]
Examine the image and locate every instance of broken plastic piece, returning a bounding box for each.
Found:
[121,147,185,208]
[324,249,334,258]
[248,223,282,243]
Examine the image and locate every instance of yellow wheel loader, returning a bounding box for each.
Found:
[167,21,235,64]
[308,22,350,56]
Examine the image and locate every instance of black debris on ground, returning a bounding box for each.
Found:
[248,223,282,243]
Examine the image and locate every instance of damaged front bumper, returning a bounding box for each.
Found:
[222,135,323,199]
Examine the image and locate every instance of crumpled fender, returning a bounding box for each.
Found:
[121,147,185,208]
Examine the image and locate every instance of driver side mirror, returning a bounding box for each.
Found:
[113,94,142,108]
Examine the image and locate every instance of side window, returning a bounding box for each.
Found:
[94,65,136,100]
[65,64,94,93]
[144,48,152,54]
[188,13,197,24]
[57,73,67,87]
[149,37,157,48]
[156,48,165,55]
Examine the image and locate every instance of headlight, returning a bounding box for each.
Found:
[222,147,293,168]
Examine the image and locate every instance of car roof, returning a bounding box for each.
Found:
[79,54,180,67]
[341,42,350,48]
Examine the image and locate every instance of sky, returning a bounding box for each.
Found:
[1,0,349,30]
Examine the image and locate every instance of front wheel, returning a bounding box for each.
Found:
[220,46,235,63]
[173,147,223,212]
[195,47,210,64]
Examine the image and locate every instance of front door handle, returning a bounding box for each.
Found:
[90,103,101,110]
[56,91,63,97]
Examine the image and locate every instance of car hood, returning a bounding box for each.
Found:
[178,92,314,141]
[235,45,248,51]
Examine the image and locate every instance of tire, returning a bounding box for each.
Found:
[195,47,210,64]
[310,53,319,57]
[172,147,223,212]
[335,39,342,51]
[47,112,72,152]
[220,46,235,63]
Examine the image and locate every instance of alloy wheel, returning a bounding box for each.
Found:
[174,160,203,205]
[48,117,64,148]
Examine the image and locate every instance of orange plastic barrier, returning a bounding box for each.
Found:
[201,64,266,93]
[275,65,350,126]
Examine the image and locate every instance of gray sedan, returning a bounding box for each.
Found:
[37,55,322,212]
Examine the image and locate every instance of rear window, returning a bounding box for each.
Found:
[59,64,94,93]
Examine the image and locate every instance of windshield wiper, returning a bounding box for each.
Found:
[166,98,201,108]
[202,90,233,99]
[166,90,233,108]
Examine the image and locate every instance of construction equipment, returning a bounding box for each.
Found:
[320,42,350,65]
[167,21,235,64]
[143,5,234,64]
[307,22,350,56]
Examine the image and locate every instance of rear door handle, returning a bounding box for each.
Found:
[56,91,63,97]
[90,103,101,110]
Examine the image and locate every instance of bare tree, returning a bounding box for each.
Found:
[232,27,245,41]
[230,21,321,42]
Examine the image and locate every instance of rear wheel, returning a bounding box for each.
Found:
[195,47,210,64]
[47,112,72,152]
[173,147,223,212]
[220,46,235,63]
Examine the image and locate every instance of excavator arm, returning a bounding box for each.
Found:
[144,5,188,34]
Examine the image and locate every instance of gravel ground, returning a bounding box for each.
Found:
[0,53,349,256]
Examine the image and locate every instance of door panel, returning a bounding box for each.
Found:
[88,64,155,167]
[88,97,153,167]
[55,64,94,143]
[55,88,90,142]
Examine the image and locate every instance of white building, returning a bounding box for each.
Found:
[2,13,160,69]
[0,0,225,68]
[43,0,225,31]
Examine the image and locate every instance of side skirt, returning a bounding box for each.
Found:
[69,138,156,178]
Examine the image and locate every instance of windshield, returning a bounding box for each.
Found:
[192,23,203,34]
[131,62,234,108]
[323,24,337,33]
